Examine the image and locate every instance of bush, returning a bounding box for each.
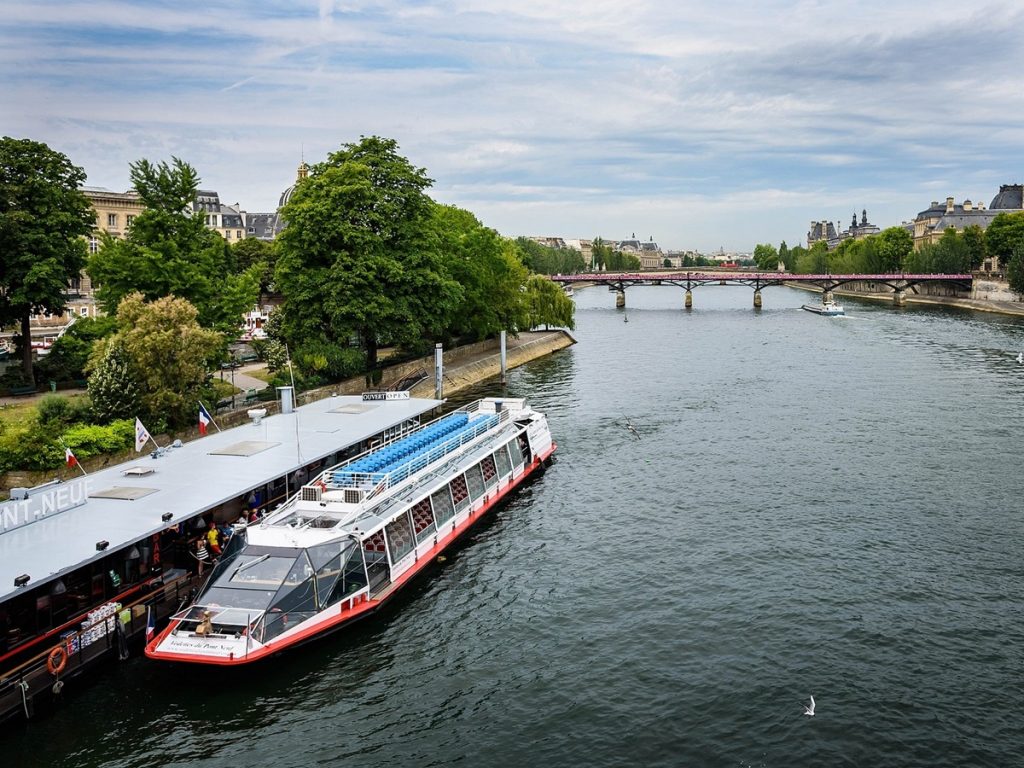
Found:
[36,394,91,428]
[62,420,135,459]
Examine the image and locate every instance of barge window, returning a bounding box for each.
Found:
[411,498,436,542]
[385,512,415,563]
[326,541,368,605]
[465,464,485,501]
[226,555,294,587]
[480,455,498,488]
[507,437,524,469]
[450,474,470,512]
[430,486,455,525]
[494,446,512,478]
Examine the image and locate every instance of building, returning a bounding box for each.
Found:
[617,235,664,269]
[912,185,1024,251]
[808,210,879,249]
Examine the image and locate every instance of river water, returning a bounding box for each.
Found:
[5,285,1024,767]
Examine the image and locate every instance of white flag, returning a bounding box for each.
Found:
[135,418,151,452]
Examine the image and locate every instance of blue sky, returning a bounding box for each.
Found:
[3,0,1023,251]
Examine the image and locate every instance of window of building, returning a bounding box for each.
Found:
[248,227,255,233]
[88,237,99,254]
[237,230,242,239]
[107,213,117,228]
[69,276,81,291]
[225,230,232,239]
[205,215,211,225]
[126,214,135,227]
[80,306,89,317]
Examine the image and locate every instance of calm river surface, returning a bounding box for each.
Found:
[6,285,1024,767]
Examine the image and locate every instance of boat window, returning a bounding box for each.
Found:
[450,474,470,512]
[410,498,436,543]
[307,541,344,572]
[385,512,415,563]
[465,464,485,501]
[507,437,524,469]
[493,445,512,478]
[224,555,296,588]
[264,551,318,638]
[326,541,368,605]
[201,586,277,611]
[430,486,455,525]
[480,455,497,488]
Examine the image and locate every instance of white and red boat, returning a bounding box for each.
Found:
[145,397,554,665]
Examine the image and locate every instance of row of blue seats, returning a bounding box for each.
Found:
[330,413,471,486]
[373,414,500,480]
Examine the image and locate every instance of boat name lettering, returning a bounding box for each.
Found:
[361,391,410,401]
[0,479,93,534]
[165,637,239,654]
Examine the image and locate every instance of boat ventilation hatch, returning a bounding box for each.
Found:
[301,485,323,502]
[344,489,364,504]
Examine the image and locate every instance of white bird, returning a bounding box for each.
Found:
[1016,352,1023,364]
[625,417,641,440]
[803,695,815,716]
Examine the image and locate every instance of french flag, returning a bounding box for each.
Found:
[65,446,78,467]
[145,605,155,642]
[199,403,212,435]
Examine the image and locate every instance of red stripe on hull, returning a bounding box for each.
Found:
[145,442,555,666]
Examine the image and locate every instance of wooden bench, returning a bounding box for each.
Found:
[7,384,36,396]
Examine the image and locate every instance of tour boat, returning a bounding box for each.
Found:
[145,397,554,665]
[801,298,845,316]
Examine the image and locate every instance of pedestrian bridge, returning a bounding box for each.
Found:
[551,272,973,308]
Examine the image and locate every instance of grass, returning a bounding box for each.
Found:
[0,393,91,427]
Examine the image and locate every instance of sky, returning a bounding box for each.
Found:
[3,1,1024,252]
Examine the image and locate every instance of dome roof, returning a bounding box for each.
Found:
[277,161,310,211]
[990,184,1023,210]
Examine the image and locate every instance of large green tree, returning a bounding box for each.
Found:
[1006,246,1024,296]
[876,227,913,273]
[0,137,94,380]
[87,157,260,334]
[524,275,575,330]
[753,243,778,270]
[433,205,528,340]
[275,136,461,370]
[984,212,1024,266]
[89,293,222,427]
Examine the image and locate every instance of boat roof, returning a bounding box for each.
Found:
[0,394,441,604]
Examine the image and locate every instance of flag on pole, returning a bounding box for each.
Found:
[135,418,151,452]
[145,605,155,642]
[65,446,78,467]
[198,402,212,435]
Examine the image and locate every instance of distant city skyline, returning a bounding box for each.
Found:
[3,1,1023,252]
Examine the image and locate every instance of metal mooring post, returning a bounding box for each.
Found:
[434,343,443,400]
[500,330,507,387]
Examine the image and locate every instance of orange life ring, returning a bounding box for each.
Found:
[47,645,68,675]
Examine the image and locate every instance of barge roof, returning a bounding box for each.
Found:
[0,395,441,604]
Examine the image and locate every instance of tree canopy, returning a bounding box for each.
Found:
[87,157,260,334]
[753,243,778,270]
[274,136,461,370]
[984,212,1024,265]
[88,293,222,427]
[0,137,94,380]
[524,275,575,331]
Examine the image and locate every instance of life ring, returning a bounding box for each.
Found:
[47,645,68,675]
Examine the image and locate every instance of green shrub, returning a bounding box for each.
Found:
[62,420,135,459]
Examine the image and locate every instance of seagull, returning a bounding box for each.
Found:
[625,417,641,440]
[1016,352,1023,364]
[803,695,815,716]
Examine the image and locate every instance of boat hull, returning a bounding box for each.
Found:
[801,302,845,316]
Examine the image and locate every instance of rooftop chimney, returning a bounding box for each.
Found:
[946,197,955,213]
[963,200,973,211]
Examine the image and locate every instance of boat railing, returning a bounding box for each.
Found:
[352,409,509,499]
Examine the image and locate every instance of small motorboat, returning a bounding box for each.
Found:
[802,298,845,316]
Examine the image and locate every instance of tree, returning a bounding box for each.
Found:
[0,137,95,380]
[92,293,222,427]
[984,212,1024,266]
[876,227,913,273]
[753,243,778,270]
[86,340,143,424]
[87,157,259,334]
[523,275,575,331]
[275,136,461,370]
[960,225,986,270]
[1007,245,1024,296]
[36,315,117,383]
[232,237,276,291]
[433,205,528,340]
[778,241,790,271]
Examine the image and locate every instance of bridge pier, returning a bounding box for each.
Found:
[615,289,626,309]
[753,290,762,309]
[685,289,692,309]
[894,290,906,307]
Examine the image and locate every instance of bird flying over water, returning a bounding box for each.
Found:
[1016,352,1023,364]
[803,695,815,716]
[624,417,641,440]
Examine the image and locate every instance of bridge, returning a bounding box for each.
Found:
[551,272,974,308]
